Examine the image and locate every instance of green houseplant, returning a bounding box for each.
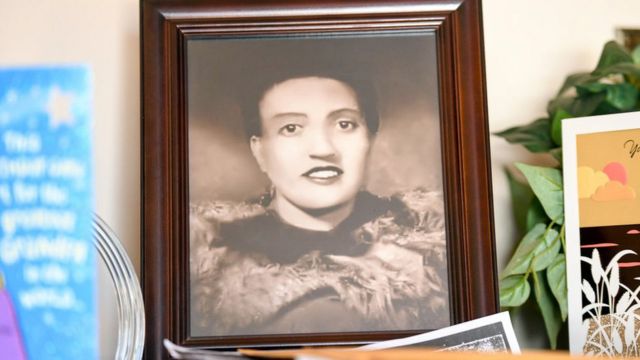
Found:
[496,40,640,349]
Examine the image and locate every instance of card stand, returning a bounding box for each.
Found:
[93,215,145,360]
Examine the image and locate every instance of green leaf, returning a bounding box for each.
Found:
[503,224,546,276]
[578,82,640,111]
[547,96,572,118]
[547,91,606,118]
[604,83,639,110]
[547,254,568,321]
[549,148,562,163]
[500,275,531,307]
[506,168,534,236]
[494,118,554,153]
[593,41,633,75]
[515,163,564,224]
[576,82,607,96]
[526,198,549,231]
[592,62,640,79]
[632,45,640,64]
[533,271,563,349]
[503,223,558,276]
[550,109,572,146]
[531,228,561,271]
[555,72,594,96]
[569,92,607,116]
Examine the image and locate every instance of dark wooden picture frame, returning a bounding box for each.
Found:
[141,0,497,358]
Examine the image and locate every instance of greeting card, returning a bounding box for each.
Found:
[0,66,96,359]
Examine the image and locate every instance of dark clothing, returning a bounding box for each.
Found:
[218,192,411,264]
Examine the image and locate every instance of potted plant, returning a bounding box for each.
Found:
[496,40,640,349]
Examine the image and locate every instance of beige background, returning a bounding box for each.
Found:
[577,129,640,227]
[2,0,640,354]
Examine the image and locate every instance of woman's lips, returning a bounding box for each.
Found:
[302,166,343,180]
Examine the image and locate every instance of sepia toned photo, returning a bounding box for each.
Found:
[186,33,450,338]
[142,0,497,353]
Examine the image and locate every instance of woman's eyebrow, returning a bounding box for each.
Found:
[328,108,363,118]
[268,112,307,121]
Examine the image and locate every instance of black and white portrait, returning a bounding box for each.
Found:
[187,32,450,338]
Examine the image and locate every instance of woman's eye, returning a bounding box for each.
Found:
[337,120,357,131]
[279,124,301,135]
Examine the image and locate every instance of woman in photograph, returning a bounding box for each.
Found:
[189,70,449,337]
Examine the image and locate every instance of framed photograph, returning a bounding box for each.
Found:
[141,0,496,357]
[563,112,640,355]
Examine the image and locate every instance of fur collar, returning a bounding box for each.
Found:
[190,190,449,336]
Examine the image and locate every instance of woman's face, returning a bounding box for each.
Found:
[250,76,372,212]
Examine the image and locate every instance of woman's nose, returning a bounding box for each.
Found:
[307,128,336,159]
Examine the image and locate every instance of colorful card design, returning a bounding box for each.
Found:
[0,67,96,359]
[564,112,640,356]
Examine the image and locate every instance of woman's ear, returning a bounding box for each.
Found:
[249,135,267,173]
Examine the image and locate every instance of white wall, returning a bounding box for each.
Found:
[2,0,640,354]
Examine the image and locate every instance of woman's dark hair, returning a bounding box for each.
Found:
[240,68,379,138]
